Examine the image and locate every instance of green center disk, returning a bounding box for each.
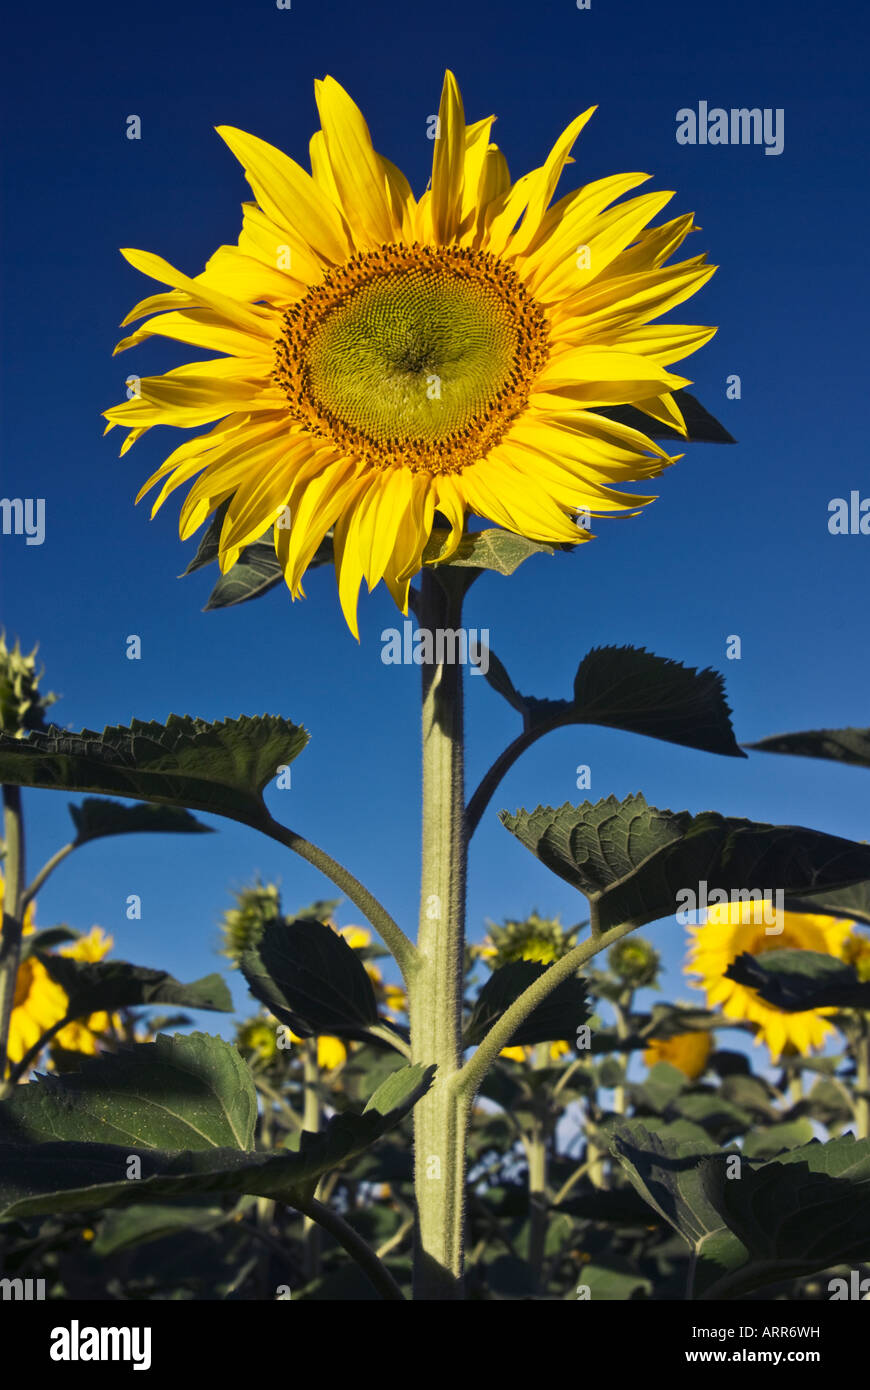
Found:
[303,267,520,445]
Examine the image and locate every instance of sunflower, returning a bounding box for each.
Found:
[643,1031,712,1080]
[686,904,854,1061]
[104,72,716,635]
[2,872,119,1069]
[475,913,577,1062]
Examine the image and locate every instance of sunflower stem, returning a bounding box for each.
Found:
[455,915,637,1102]
[856,1020,870,1141]
[0,785,26,1094]
[291,1195,406,1301]
[256,810,417,981]
[526,1044,551,1289]
[410,570,468,1301]
[301,1037,323,1280]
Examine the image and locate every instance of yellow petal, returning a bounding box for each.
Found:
[431,70,466,243]
[215,125,350,264]
[314,77,395,248]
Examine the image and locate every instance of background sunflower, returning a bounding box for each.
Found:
[686,904,854,1060]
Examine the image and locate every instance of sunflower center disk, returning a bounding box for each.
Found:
[274,244,549,473]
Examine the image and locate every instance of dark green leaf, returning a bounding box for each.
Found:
[0,1033,256,1150]
[726,949,870,1011]
[637,1004,723,1040]
[597,391,735,444]
[741,1120,815,1160]
[579,1262,652,1300]
[20,927,79,959]
[746,726,870,769]
[92,1203,227,1256]
[0,1061,434,1218]
[36,958,233,1018]
[501,793,870,931]
[670,1092,753,1143]
[784,880,870,926]
[204,542,283,609]
[180,500,230,575]
[0,715,308,825]
[240,918,379,1038]
[463,960,589,1048]
[611,1123,870,1299]
[630,1061,687,1114]
[69,798,213,845]
[486,646,743,758]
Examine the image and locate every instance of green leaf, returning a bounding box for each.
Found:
[36,958,233,1019]
[181,499,230,575]
[598,391,735,444]
[69,798,213,845]
[0,715,308,825]
[463,960,589,1048]
[239,918,379,1038]
[183,502,332,604]
[422,527,562,587]
[670,1092,753,1143]
[92,1203,227,1256]
[784,880,870,926]
[725,949,870,1011]
[486,646,743,758]
[741,1119,815,1160]
[747,726,870,769]
[630,1061,688,1114]
[0,1033,257,1150]
[608,1121,748,1296]
[637,1004,723,1040]
[501,793,870,931]
[0,1060,434,1219]
[578,1262,652,1300]
[20,927,79,959]
[611,1123,870,1299]
[203,541,283,609]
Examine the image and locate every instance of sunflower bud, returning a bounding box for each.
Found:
[478,912,578,970]
[608,936,660,987]
[844,932,870,983]
[236,1017,279,1061]
[220,882,282,966]
[0,634,57,738]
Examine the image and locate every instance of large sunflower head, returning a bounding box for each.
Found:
[105,72,716,635]
[685,904,854,1061]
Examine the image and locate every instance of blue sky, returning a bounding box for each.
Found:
[1,0,868,1054]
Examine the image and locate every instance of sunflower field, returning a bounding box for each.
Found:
[2,1,869,1345]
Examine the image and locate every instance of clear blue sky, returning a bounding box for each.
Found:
[1,0,868,1047]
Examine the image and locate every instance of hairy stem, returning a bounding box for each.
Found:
[292,1195,406,1301]
[0,786,26,1093]
[526,1044,551,1287]
[856,1022,870,1141]
[20,840,75,912]
[466,718,570,838]
[455,912,638,1102]
[409,570,468,1300]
